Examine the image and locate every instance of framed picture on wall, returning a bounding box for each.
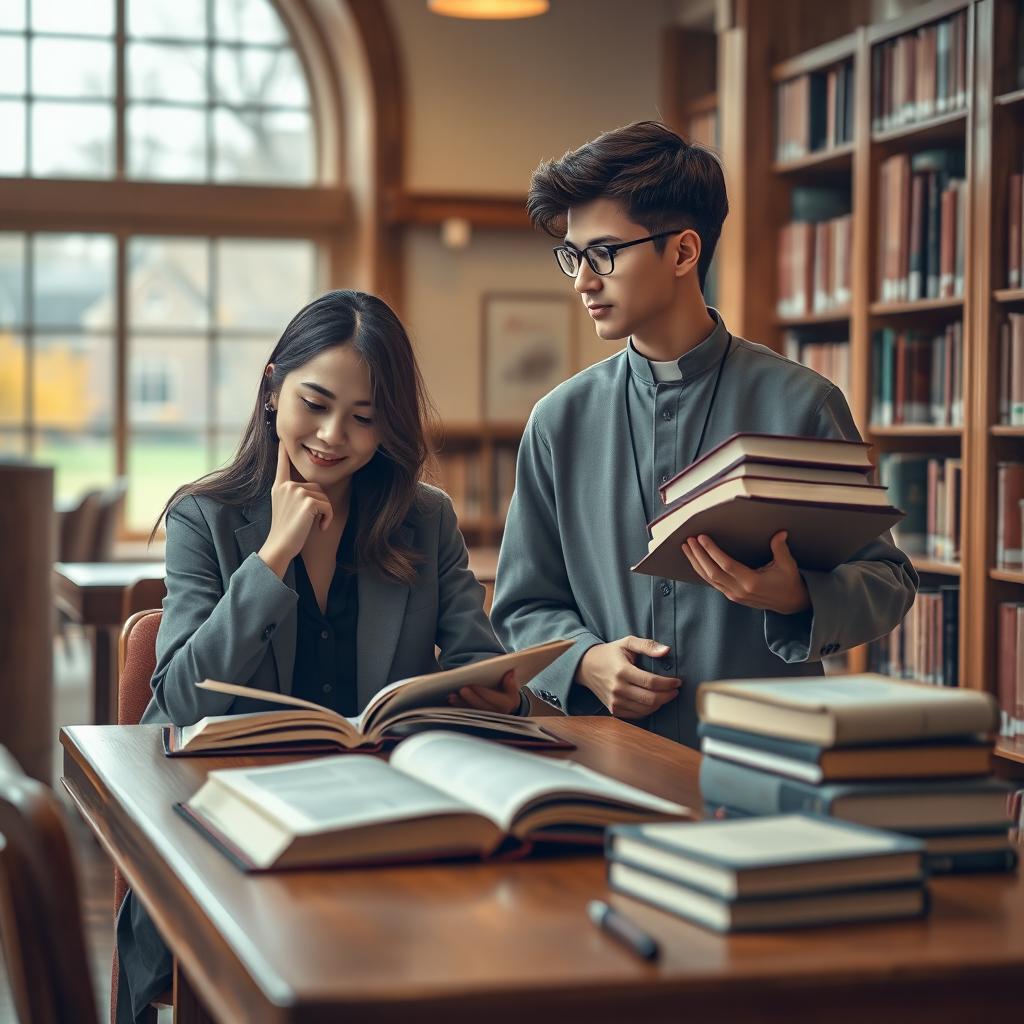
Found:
[482,293,575,423]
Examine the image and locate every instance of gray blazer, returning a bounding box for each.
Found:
[140,483,505,727]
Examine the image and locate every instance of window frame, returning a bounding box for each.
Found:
[0,0,351,540]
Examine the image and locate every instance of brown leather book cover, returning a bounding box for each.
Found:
[632,496,904,585]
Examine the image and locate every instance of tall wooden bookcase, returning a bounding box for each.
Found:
[714,0,1024,774]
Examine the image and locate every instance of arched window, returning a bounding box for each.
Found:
[0,0,366,535]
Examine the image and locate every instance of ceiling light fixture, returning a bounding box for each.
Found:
[428,0,549,20]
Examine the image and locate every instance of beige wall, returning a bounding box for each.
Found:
[385,0,678,420]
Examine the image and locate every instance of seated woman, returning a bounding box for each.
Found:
[116,289,519,1023]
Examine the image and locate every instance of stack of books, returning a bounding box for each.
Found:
[606,814,928,933]
[631,433,904,587]
[696,675,1018,874]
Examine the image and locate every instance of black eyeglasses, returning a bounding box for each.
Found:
[552,229,687,277]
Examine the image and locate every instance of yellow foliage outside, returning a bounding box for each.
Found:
[0,332,96,429]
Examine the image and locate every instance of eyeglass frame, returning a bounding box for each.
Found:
[551,228,688,278]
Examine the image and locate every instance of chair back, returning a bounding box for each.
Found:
[112,608,164,1022]
[59,489,103,562]
[92,478,128,561]
[0,746,99,1024]
[118,609,162,728]
[121,576,166,623]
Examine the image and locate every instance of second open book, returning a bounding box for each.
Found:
[178,731,693,870]
[164,639,573,756]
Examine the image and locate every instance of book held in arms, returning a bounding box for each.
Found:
[164,639,573,756]
[178,731,693,871]
[697,675,1017,874]
[606,814,927,933]
[631,433,903,587]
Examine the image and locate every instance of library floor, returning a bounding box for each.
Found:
[0,633,151,1024]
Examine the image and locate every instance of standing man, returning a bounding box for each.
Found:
[491,121,917,747]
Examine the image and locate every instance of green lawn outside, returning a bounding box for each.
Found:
[38,436,234,533]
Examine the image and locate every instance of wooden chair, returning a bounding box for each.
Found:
[120,576,167,625]
[111,609,169,1024]
[92,479,128,562]
[0,745,100,1024]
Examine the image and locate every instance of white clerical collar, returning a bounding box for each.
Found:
[649,358,683,382]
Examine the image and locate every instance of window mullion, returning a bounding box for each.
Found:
[115,233,128,520]
[115,0,126,179]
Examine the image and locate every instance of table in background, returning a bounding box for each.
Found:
[60,717,1024,1024]
[54,562,165,724]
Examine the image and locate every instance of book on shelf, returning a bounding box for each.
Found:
[775,61,855,163]
[776,188,851,318]
[696,673,998,747]
[870,585,960,688]
[783,333,850,396]
[998,314,1024,424]
[996,462,1024,569]
[876,149,965,302]
[870,323,963,427]
[164,639,574,756]
[633,433,898,587]
[435,449,483,523]
[607,815,927,933]
[697,722,990,785]
[871,11,967,133]
[177,730,692,871]
[997,602,1024,739]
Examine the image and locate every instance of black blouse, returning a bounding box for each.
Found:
[291,505,359,716]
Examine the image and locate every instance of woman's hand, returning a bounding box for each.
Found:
[258,442,334,577]
[447,669,521,715]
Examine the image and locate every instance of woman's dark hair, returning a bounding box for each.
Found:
[154,289,435,584]
[527,120,728,290]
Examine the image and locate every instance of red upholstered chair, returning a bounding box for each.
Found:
[0,745,100,1024]
[111,609,168,1024]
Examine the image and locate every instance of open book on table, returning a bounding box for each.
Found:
[163,638,574,756]
[176,730,694,870]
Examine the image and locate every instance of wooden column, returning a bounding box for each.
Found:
[0,464,54,783]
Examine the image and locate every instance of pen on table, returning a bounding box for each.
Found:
[587,899,660,961]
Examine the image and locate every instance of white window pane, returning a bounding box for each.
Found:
[0,4,26,30]
[127,430,208,531]
[129,336,208,426]
[0,233,25,327]
[127,104,207,181]
[127,0,207,40]
[214,45,306,107]
[32,233,115,329]
[31,0,114,36]
[213,106,312,184]
[0,36,25,94]
[32,38,114,98]
[35,429,115,505]
[128,237,210,329]
[128,43,207,103]
[32,334,114,429]
[32,101,114,177]
[215,0,286,44]
[216,239,316,330]
[0,332,26,422]
[214,336,273,426]
[0,101,25,175]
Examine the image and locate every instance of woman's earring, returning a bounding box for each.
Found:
[264,400,276,428]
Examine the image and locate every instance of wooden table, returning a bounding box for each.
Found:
[54,562,165,724]
[61,718,1024,1023]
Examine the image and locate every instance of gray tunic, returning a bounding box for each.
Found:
[491,310,918,748]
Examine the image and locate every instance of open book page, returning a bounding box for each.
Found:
[389,731,690,835]
[357,639,573,735]
[206,755,474,835]
[179,706,357,749]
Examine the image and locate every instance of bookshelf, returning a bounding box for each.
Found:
[429,423,522,547]
[714,0,1024,770]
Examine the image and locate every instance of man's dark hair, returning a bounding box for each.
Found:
[527,120,728,290]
